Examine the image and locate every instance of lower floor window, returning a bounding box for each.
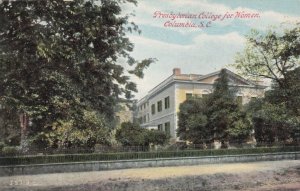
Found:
[158,124,163,131]
[165,122,170,136]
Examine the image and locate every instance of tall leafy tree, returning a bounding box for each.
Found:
[234,25,300,88]
[0,0,154,148]
[247,68,300,144]
[177,69,252,146]
[205,69,245,146]
[234,25,300,145]
[177,98,209,144]
[266,67,300,116]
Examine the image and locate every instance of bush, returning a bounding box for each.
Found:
[2,146,18,156]
[0,146,299,166]
[0,142,5,151]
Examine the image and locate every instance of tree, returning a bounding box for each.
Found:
[146,130,169,146]
[115,122,168,147]
[177,98,209,144]
[250,102,299,144]
[0,0,154,149]
[177,69,253,147]
[227,110,252,144]
[234,25,300,88]
[115,122,147,146]
[246,68,300,144]
[205,69,241,147]
[265,67,300,116]
[234,25,300,145]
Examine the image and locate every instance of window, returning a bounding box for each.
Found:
[151,104,155,115]
[250,97,257,102]
[186,93,193,100]
[139,117,142,124]
[202,94,209,98]
[147,114,149,122]
[143,115,146,123]
[237,96,243,105]
[165,122,171,136]
[165,96,170,109]
[194,94,201,99]
[143,103,146,109]
[158,124,163,131]
[157,100,162,112]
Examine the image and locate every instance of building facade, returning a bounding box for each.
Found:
[135,68,267,141]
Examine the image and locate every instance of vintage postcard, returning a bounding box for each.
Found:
[0,0,300,190]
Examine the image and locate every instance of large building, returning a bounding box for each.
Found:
[135,68,266,141]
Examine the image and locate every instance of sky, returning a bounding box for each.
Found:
[121,0,300,99]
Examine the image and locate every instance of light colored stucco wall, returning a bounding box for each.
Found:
[137,84,177,138]
[136,70,266,141]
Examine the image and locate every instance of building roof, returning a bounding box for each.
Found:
[137,68,267,104]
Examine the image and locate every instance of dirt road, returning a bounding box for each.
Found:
[0,160,300,190]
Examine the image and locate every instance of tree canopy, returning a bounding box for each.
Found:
[116,122,169,147]
[234,24,300,145]
[234,25,300,88]
[177,69,252,147]
[0,0,154,148]
[177,98,209,144]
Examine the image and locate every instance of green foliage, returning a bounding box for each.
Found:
[1,146,300,166]
[146,130,169,146]
[205,69,243,144]
[249,101,300,144]
[233,25,300,85]
[0,106,20,145]
[0,0,154,148]
[2,146,18,156]
[177,69,252,145]
[0,142,5,151]
[227,110,252,143]
[116,122,169,146]
[266,67,300,116]
[116,122,147,146]
[233,25,300,145]
[30,110,111,149]
[245,67,300,144]
[177,98,209,144]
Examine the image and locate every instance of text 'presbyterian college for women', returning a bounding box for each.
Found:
[153,11,260,29]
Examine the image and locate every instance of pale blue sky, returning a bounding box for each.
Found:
[121,0,300,99]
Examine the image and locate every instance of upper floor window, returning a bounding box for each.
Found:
[250,97,257,102]
[202,94,209,99]
[151,104,155,115]
[236,96,243,105]
[157,100,162,112]
[165,96,170,109]
[186,93,193,100]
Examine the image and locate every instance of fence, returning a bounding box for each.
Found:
[2,141,298,157]
[1,145,300,166]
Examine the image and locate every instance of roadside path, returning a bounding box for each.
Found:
[0,160,299,190]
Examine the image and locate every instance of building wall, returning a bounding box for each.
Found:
[138,84,176,138]
[136,69,267,141]
[175,83,213,113]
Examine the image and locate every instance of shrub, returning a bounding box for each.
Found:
[0,142,5,151]
[0,146,299,166]
[2,146,18,156]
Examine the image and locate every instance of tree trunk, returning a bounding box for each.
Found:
[20,113,29,152]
